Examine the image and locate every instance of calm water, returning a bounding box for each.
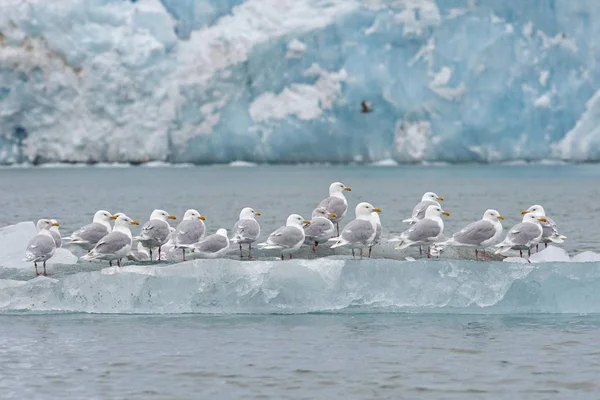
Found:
[1,164,600,398]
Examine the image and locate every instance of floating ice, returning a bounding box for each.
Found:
[571,251,600,263]
[529,246,570,263]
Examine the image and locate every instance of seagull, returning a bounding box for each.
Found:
[138,209,176,261]
[317,182,352,236]
[230,207,261,258]
[173,209,206,261]
[48,219,61,248]
[494,213,546,257]
[521,205,567,250]
[435,209,504,260]
[403,192,444,225]
[369,210,382,258]
[65,210,115,251]
[304,207,336,253]
[330,202,382,259]
[259,214,310,260]
[391,205,449,258]
[25,219,60,276]
[81,214,139,267]
[191,229,230,259]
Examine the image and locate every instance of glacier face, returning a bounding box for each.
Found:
[1,0,600,164]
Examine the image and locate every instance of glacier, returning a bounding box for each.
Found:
[1,0,600,164]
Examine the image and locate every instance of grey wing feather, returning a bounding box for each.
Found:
[541,218,559,237]
[341,220,374,244]
[508,222,541,245]
[374,223,382,243]
[412,200,437,220]
[175,220,205,245]
[50,231,62,248]
[140,220,170,243]
[194,235,228,253]
[318,197,346,220]
[453,220,495,245]
[268,227,304,248]
[232,219,260,242]
[94,232,131,254]
[405,219,440,242]
[304,218,334,238]
[72,222,109,243]
[26,235,55,258]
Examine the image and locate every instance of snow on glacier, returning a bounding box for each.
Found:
[1,0,600,164]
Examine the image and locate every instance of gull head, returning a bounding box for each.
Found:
[355,202,382,218]
[93,210,114,223]
[483,209,504,222]
[311,207,336,219]
[329,182,352,195]
[422,192,444,202]
[216,228,228,237]
[240,207,260,219]
[36,219,59,231]
[521,213,545,224]
[115,214,140,227]
[150,209,177,221]
[183,209,205,221]
[521,204,546,217]
[286,214,310,227]
[424,204,450,218]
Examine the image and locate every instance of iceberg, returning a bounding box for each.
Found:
[1,0,600,164]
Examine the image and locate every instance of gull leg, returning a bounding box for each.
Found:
[289,254,293,260]
[475,249,478,261]
[239,244,243,258]
[352,249,355,259]
[536,244,539,252]
[182,248,186,262]
[483,250,487,261]
[43,261,47,276]
[158,246,162,261]
[312,242,317,253]
[427,246,431,259]
[545,243,548,249]
[248,244,252,259]
[419,246,423,256]
[360,248,363,260]
[34,262,39,276]
[528,248,531,257]
[280,255,284,261]
[109,260,113,267]
[368,246,372,258]
[149,248,153,261]
[336,223,340,237]
[520,250,523,258]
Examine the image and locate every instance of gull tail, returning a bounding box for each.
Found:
[230,236,242,244]
[548,234,567,244]
[395,241,411,250]
[402,218,417,225]
[257,242,280,250]
[388,237,402,243]
[494,244,512,255]
[80,252,98,261]
[329,238,349,249]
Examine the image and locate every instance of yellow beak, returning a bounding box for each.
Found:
[538,217,548,223]
[168,215,177,220]
[372,207,382,213]
[52,222,60,227]
[110,215,118,220]
[497,215,505,220]
[344,187,352,192]
[520,210,529,215]
[437,196,444,201]
[304,220,311,225]
[199,216,206,221]
[131,220,140,225]
[328,212,337,218]
[254,212,261,216]
[441,211,451,216]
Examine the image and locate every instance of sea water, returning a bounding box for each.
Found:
[1,164,599,399]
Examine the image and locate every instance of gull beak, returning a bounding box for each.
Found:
[198,216,206,221]
[538,217,548,223]
[52,222,60,227]
[328,212,337,218]
[437,196,444,201]
[520,210,529,215]
[254,211,261,216]
[131,220,140,225]
[344,187,352,192]
[110,215,118,220]
[441,211,451,216]
[497,215,505,220]
[168,215,177,220]
[304,220,311,225]
[372,207,382,213]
